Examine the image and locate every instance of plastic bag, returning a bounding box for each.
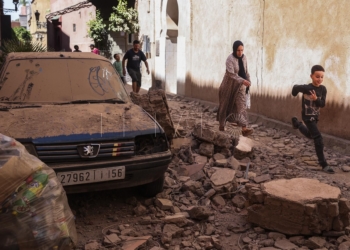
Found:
[0,134,77,250]
[246,92,251,109]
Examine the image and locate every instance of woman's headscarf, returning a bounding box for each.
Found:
[232,40,249,92]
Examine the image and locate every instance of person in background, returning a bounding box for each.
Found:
[90,44,100,55]
[73,45,81,52]
[113,54,125,84]
[122,40,149,93]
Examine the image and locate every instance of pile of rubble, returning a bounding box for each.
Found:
[78,95,350,250]
[130,89,175,139]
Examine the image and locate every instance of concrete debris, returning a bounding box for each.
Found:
[73,94,350,250]
[155,198,174,210]
[247,178,345,235]
[198,142,214,157]
[84,241,100,250]
[130,89,175,138]
[188,206,212,220]
[234,135,255,160]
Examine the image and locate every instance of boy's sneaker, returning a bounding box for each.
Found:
[322,166,335,174]
[291,117,300,129]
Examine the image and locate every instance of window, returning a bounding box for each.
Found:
[128,34,134,44]
[73,24,76,32]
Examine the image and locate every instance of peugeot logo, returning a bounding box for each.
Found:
[77,144,101,158]
[84,145,94,156]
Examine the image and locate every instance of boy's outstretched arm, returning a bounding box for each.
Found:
[314,87,327,108]
[292,84,313,96]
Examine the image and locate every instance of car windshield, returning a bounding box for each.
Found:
[0,58,129,104]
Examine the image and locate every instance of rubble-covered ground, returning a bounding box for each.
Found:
[69,94,350,250]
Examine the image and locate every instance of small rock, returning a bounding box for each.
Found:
[268,232,286,240]
[163,214,188,227]
[254,174,271,184]
[232,195,246,209]
[103,234,121,246]
[134,203,148,216]
[342,166,350,172]
[213,153,226,161]
[188,206,211,220]
[199,142,214,157]
[85,241,100,250]
[204,189,216,198]
[274,239,298,249]
[155,198,173,210]
[212,195,226,207]
[305,236,326,249]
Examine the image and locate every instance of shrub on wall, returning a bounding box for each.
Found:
[87,10,107,43]
[12,27,32,43]
[108,0,139,34]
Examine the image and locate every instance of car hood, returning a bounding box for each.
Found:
[0,103,162,143]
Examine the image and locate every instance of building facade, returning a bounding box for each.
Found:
[29,0,50,47]
[47,0,95,52]
[138,0,350,140]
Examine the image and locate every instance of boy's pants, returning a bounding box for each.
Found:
[298,119,328,168]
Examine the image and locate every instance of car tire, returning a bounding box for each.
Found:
[139,174,165,197]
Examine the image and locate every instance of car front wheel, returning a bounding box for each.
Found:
[139,174,165,197]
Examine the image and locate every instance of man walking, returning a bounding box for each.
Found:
[122,40,149,93]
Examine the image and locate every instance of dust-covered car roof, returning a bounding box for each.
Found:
[5,52,110,62]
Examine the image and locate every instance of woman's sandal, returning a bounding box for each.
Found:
[322,166,335,174]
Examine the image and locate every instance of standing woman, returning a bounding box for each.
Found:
[217,40,253,136]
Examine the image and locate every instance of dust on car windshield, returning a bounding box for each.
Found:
[0,58,129,103]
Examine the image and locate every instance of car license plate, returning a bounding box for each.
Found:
[57,166,125,186]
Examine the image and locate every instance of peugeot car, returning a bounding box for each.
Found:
[0,52,172,196]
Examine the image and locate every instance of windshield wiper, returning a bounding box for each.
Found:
[57,98,126,105]
[0,105,42,111]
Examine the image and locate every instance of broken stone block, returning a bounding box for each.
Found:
[162,224,184,244]
[155,198,173,210]
[85,241,100,250]
[215,159,228,167]
[163,214,188,227]
[274,239,297,249]
[232,195,246,209]
[103,233,121,246]
[213,153,225,161]
[210,168,236,187]
[212,195,226,207]
[188,206,211,220]
[204,189,216,198]
[134,203,148,216]
[181,180,204,196]
[199,142,214,157]
[227,156,240,170]
[254,174,271,184]
[234,135,254,160]
[305,236,326,249]
[268,232,286,240]
[121,235,152,250]
[247,178,343,235]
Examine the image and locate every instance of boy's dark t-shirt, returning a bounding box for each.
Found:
[123,49,147,71]
[292,83,327,121]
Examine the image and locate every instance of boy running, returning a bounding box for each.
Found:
[291,65,334,174]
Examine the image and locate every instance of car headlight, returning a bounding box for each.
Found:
[135,134,169,155]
